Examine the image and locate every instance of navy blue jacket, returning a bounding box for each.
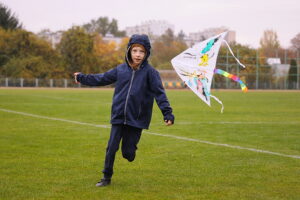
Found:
[76,34,174,129]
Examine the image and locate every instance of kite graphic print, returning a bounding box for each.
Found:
[171,32,247,112]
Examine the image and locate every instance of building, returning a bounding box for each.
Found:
[186,27,236,46]
[103,33,124,46]
[36,29,63,48]
[125,20,175,37]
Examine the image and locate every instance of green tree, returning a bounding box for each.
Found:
[0,3,22,30]
[57,26,94,76]
[0,28,63,78]
[216,43,259,88]
[288,59,298,89]
[83,17,125,37]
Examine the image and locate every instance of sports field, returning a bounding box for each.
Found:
[0,88,299,200]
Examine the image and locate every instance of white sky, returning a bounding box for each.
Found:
[2,0,300,48]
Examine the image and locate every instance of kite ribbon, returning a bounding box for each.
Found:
[214,69,248,92]
[210,95,224,113]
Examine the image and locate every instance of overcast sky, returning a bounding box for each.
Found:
[2,0,300,48]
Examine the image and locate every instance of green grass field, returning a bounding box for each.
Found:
[0,88,300,200]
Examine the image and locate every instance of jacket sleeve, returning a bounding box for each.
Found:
[76,68,117,86]
[149,69,175,123]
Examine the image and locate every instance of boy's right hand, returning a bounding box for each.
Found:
[165,120,173,126]
[74,72,81,83]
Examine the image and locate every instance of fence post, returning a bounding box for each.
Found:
[226,49,229,89]
[35,78,39,87]
[284,49,287,64]
[284,76,287,90]
[297,51,299,90]
[237,49,240,77]
[256,50,259,89]
[64,79,67,88]
[5,78,8,87]
[50,79,53,87]
[20,78,24,87]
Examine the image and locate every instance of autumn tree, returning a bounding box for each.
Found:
[151,29,187,69]
[291,33,300,52]
[92,35,124,73]
[259,29,280,57]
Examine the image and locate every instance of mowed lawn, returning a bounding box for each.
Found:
[0,88,299,200]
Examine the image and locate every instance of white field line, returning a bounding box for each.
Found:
[170,121,300,125]
[29,94,112,105]
[0,108,109,129]
[1,108,300,160]
[0,93,111,105]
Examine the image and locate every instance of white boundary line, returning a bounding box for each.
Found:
[1,108,299,160]
[156,121,300,125]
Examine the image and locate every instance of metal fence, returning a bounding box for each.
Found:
[0,51,299,90]
[0,78,81,88]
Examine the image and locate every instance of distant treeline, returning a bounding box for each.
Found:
[0,2,299,88]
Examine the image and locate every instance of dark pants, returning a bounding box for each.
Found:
[102,124,142,178]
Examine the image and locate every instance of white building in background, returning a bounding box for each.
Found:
[125,20,175,37]
[103,33,124,46]
[37,29,63,48]
[186,27,236,46]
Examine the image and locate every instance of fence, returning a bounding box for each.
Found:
[0,50,299,90]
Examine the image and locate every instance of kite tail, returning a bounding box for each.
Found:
[210,95,224,113]
[223,40,246,69]
[214,69,248,92]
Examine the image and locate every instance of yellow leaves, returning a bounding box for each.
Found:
[93,35,117,56]
[92,34,126,72]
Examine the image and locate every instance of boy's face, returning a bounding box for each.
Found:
[130,45,146,67]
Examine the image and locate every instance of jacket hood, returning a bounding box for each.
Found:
[126,34,151,67]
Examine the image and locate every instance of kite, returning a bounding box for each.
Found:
[171,32,247,113]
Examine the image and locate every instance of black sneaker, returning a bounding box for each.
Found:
[96,178,111,187]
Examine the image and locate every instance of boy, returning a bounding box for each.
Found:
[74,34,174,187]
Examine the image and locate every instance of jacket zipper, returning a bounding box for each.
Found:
[124,70,136,124]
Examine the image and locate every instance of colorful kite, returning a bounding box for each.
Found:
[171,32,247,113]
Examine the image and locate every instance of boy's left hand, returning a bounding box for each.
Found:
[165,120,173,126]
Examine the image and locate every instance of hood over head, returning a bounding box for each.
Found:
[126,34,151,68]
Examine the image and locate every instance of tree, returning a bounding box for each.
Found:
[83,17,125,37]
[259,29,280,57]
[288,59,298,89]
[177,30,185,42]
[151,29,187,69]
[291,33,300,52]
[0,28,63,78]
[92,35,119,73]
[216,43,259,88]
[57,26,94,76]
[0,3,22,30]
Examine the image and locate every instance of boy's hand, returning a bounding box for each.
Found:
[73,72,81,83]
[165,120,173,126]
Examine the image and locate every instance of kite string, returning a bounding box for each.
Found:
[223,40,246,69]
